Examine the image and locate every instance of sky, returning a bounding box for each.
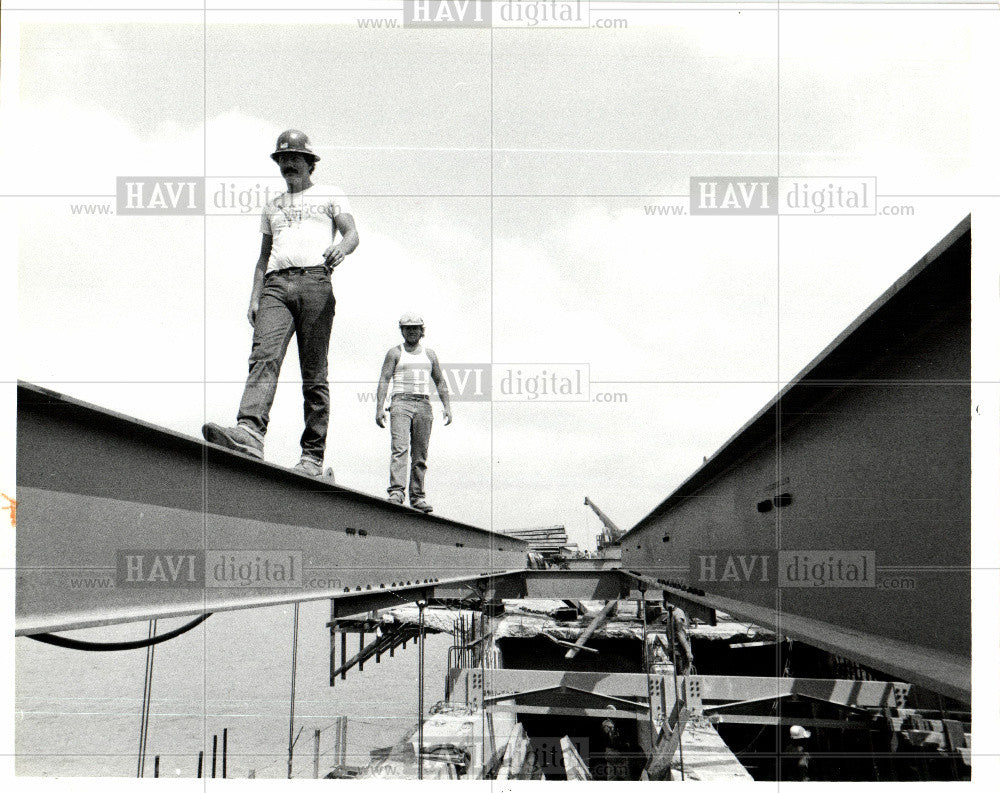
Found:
[3,5,998,551]
[3,1,1000,786]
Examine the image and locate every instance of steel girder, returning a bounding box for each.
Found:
[15,382,529,635]
[618,217,972,704]
[633,575,969,704]
[448,668,909,721]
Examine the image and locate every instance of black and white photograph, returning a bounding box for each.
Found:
[3,0,999,786]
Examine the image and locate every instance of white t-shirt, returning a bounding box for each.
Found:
[260,184,353,273]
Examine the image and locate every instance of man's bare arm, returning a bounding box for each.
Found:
[248,234,272,326]
[375,347,399,428]
[428,349,453,425]
[323,213,360,269]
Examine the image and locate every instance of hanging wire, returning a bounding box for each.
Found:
[417,600,426,781]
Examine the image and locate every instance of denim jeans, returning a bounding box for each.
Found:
[237,268,335,460]
[388,397,433,500]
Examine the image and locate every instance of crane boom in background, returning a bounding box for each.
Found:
[584,496,625,554]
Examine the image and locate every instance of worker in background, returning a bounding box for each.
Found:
[203,129,359,477]
[783,725,812,781]
[598,719,626,780]
[663,606,694,673]
[595,717,636,781]
[375,313,452,512]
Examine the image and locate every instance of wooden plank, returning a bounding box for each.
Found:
[495,723,530,780]
[560,736,592,781]
[542,633,598,654]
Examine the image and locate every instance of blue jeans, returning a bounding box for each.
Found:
[237,268,335,460]
[388,397,433,500]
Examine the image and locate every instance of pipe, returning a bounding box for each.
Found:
[287,603,300,779]
[417,600,426,781]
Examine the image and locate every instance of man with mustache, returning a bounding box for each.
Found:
[203,129,359,478]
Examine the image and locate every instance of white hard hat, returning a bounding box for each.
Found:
[789,725,811,740]
[399,312,424,327]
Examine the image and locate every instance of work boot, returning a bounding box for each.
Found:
[387,492,404,505]
[410,498,433,513]
[202,423,264,459]
[293,457,334,481]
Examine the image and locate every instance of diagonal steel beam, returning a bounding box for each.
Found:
[564,598,618,658]
[645,705,690,781]
[15,382,528,635]
[694,675,908,709]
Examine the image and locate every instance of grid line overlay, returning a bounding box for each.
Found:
[7,0,992,781]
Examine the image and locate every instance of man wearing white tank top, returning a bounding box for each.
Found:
[375,313,452,512]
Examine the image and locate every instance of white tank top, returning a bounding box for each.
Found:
[392,345,432,396]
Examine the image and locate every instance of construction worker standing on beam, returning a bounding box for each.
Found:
[375,314,452,512]
[203,129,359,477]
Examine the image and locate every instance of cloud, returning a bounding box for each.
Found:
[493,203,780,381]
[10,15,989,543]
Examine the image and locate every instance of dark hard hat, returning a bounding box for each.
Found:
[270,129,320,163]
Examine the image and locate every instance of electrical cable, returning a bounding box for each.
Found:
[27,613,210,651]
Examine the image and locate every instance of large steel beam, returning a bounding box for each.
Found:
[658,580,967,703]
[562,557,621,572]
[457,668,653,700]
[619,217,972,703]
[433,570,529,602]
[508,705,646,720]
[696,676,907,710]
[617,570,717,624]
[521,569,631,600]
[15,383,528,635]
[450,668,908,715]
[490,566,964,703]
[710,715,872,729]
[512,567,967,704]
